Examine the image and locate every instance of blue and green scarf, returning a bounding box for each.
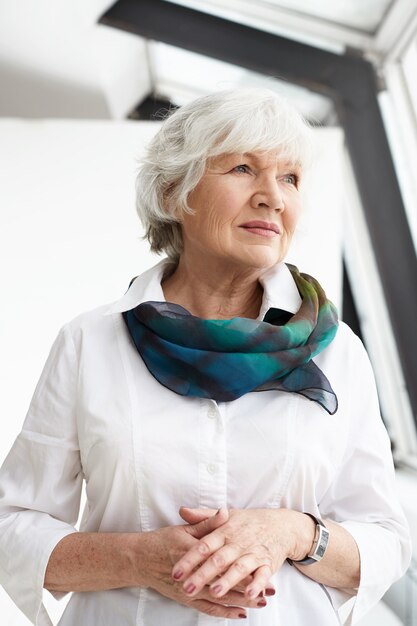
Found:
[122,264,339,414]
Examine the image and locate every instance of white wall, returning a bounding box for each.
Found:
[0,119,344,624]
[0,1,151,119]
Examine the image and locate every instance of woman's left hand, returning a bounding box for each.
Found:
[173,507,315,600]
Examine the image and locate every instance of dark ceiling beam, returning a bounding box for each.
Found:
[99,0,365,102]
[100,0,417,422]
[128,95,178,120]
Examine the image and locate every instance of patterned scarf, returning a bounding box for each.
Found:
[122,264,339,414]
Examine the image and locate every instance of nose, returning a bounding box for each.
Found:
[251,177,285,211]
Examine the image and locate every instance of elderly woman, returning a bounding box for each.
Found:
[0,88,411,626]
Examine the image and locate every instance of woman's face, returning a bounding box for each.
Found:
[181,150,302,272]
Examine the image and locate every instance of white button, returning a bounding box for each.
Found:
[207,407,217,419]
[207,463,218,475]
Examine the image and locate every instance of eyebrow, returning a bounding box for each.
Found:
[242,153,301,168]
[213,152,301,170]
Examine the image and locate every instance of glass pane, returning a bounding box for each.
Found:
[150,41,333,121]
[240,0,393,33]
[167,0,394,34]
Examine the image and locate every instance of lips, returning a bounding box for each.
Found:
[240,221,281,235]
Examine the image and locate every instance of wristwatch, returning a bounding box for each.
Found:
[286,513,330,566]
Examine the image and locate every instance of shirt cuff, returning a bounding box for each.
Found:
[0,513,77,626]
[324,519,410,625]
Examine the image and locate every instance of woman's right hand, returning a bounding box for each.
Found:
[135,509,268,619]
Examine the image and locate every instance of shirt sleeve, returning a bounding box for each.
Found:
[318,330,412,625]
[0,324,83,626]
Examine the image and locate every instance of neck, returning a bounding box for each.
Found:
[161,255,265,320]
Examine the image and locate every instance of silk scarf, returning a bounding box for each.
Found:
[122,264,339,414]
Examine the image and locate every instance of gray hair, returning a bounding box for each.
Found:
[135,88,313,260]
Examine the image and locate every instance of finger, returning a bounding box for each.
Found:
[235,573,275,596]
[233,574,253,593]
[204,573,253,595]
[209,554,261,598]
[203,588,268,610]
[191,599,247,620]
[183,508,229,540]
[172,530,225,582]
[245,565,274,599]
[179,507,217,524]
[181,543,241,594]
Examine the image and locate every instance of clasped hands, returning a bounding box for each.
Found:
[167,506,312,618]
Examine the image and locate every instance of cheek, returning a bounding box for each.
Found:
[285,200,302,234]
[209,187,242,223]
[185,181,247,247]
[183,201,231,244]
[291,210,302,232]
[203,192,240,234]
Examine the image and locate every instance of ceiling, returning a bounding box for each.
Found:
[146,41,334,121]
[0,0,416,122]
[252,0,393,32]
[129,0,416,122]
[125,0,417,121]
[164,0,417,56]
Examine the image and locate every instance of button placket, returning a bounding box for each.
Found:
[199,400,227,510]
[207,403,225,433]
[207,406,217,419]
[206,462,218,475]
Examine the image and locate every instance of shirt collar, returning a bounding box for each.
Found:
[103,257,301,318]
[257,262,301,319]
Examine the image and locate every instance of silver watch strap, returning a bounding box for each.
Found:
[286,512,329,566]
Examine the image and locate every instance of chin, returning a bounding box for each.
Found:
[238,250,282,271]
[253,246,284,264]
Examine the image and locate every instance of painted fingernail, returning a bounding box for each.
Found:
[257,599,267,607]
[173,569,183,580]
[238,614,247,619]
[211,584,223,595]
[184,583,196,594]
[265,588,276,596]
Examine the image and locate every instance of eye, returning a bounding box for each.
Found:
[283,173,299,186]
[233,164,250,174]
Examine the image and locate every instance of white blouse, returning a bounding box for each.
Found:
[0,258,411,626]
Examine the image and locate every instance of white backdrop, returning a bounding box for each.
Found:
[0,120,344,624]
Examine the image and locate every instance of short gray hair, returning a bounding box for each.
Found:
[136,88,313,260]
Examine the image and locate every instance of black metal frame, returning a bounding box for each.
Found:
[100,0,417,423]
[128,95,178,120]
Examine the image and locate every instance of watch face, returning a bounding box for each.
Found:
[314,526,329,560]
[317,544,326,557]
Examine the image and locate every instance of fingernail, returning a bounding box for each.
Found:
[257,599,267,607]
[173,569,183,580]
[238,614,247,619]
[184,583,196,594]
[211,584,223,595]
[265,588,276,596]
[257,591,264,598]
